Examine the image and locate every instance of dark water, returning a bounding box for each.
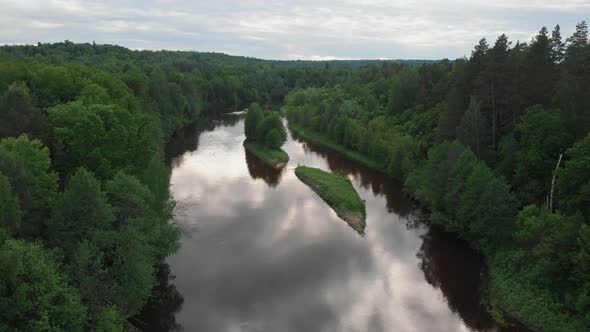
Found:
[139,113,530,332]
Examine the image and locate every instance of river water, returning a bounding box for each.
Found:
[139,113,527,332]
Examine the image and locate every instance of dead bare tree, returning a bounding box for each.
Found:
[548,151,563,213]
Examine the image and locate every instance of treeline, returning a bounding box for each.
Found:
[285,22,590,331]
[0,41,363,134]
[0,42,343,330]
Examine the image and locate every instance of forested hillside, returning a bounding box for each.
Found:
[0,21,589,331]
[285,22,590,331]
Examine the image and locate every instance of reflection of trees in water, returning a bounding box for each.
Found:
[291,132,415,217]
[135,263,184,332]
[418,227,533,332]
[245,149,285,187]
[166,113,245,166]
[418,226,497,332]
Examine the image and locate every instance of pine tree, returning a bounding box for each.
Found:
[457,97,487,158]
[567,21,588,49]
[475,34,518,149]
[556,21,590,139]
[521,27,557,107]
[550,24,565,62]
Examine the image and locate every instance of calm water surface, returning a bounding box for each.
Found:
[139,114,528,332]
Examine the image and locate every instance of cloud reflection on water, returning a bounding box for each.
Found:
[156,114,504,332]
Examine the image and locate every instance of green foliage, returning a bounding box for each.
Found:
[77,83,111,105]
[279,25,590,328]
[0,25,589,330]
[513,106,567,204]
[244,103,287,150]
[96,305,124,332]
[0,136,58,237]
[48,102,159,180]
[264,128,283,149]
[69,240,109,316]
[573,224,590,325]
[387,67,419,114]
[106,172,179,259]
[106,172,154,226]
[289,123,386,173]
[0,82,46,139]
[406,141,516,252]
[47,168,114,255]
[521,27,558,108]
[0,174,21,235]
[488,249,582,332]
[440,149,480,232]
[405,141,466,210]
[0,239,87,331]
[141,155,174,214]
[295,166,366,234]
[457,97,487,158]
[558,133,590,220]
[556,21,590,140]
[255,112,286,147]
[109,226,157,315]
[494,134,517,181]
[244,142,289,166]
[244,103,288,162]
[512,206,581,285]
[244,102,264,141]
[456,163,516,252]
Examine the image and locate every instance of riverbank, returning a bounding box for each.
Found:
[295,166,366,234]
[289,124,387,173]
[243,141,289,168]
[288,122,542,331]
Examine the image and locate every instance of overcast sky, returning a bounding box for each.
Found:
[1,0,589,60]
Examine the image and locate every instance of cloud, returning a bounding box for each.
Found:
[0,0,588,59]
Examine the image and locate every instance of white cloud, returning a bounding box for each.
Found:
[0,0,587,59]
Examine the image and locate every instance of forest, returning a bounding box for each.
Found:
[284,22,590,331]
[0,41,339,330]
[0,22,588,331]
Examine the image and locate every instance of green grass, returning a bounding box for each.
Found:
[289,124,387,173]
[244,141,289,167]
[295,166,366,234]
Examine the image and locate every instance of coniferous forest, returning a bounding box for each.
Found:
[0,22,589,331]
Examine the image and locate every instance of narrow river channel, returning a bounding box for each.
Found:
[139,113,526,332]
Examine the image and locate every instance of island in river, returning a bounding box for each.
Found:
[243,103,289,168]
[244,141,289,168]
[295,166,366,234]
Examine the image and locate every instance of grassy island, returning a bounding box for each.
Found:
[244,141,289,168]
[295,166,366,234]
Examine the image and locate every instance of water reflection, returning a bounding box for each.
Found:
[153,114,530,332]
[245,149,285,187]
[418,227,496,332]
[136,264,184,332]
[289,130,416,218]
[166,113,245,166]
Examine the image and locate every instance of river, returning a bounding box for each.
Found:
[138,113,528,332]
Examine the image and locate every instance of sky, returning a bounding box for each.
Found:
[1,0,589,60]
